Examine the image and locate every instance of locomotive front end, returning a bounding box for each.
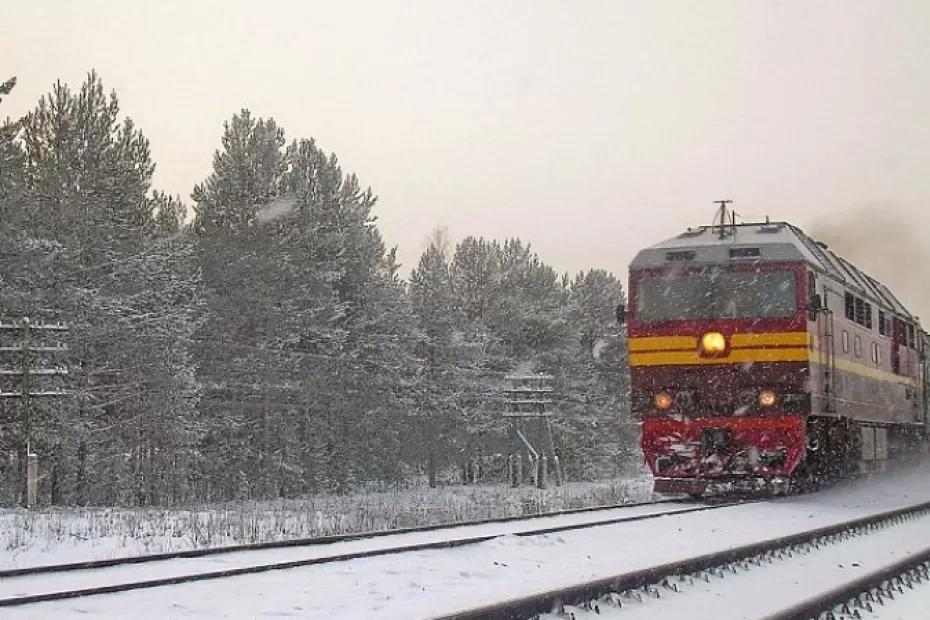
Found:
[628,223,813,496]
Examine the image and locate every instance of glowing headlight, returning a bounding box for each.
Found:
[701,331,726,355]
[758,390,777,407]
[654,392,673,410]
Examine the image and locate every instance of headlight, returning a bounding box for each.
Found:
[701,331,726,355]
[654,392,673,410]
[737,388,758,406]
[674,389,694,409]
[758,389,777,407]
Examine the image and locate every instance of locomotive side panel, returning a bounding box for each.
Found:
[808,272,924,427]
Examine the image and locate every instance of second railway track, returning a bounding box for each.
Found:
[0,497,743,608]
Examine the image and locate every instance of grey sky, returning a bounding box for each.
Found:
[4,1,930,313]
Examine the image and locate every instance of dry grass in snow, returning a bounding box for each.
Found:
[0,477,652,569]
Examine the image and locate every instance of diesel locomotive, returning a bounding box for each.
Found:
[622,209,929,495]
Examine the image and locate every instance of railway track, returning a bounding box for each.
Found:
[430,499,930,620]
[0,496,686,578]
[764,546,930,620]
[0,497,744,608]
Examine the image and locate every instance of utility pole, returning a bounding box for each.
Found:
[503,374,561,488]
[0,317,69,507]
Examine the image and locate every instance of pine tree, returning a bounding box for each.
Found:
[410,234,458,486]
[445,237,571,479]
[0,75,27,278]
[495,238,566,356]
[557,269,634,479]
[0,76,30,500]
[191,110,287,234]
[191,110,296,498]
[192,118,417,498]
[5,71,201,505]
[439,237,631,481]
[150,191,186,236]
[282,137,417,491]
[0,77,22,201]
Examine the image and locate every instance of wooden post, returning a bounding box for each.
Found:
[538,455,547,489]
[529,454,538,488]
[20,319,31,505]
[516,454,524,486]
[26,451,37,507]
[508,454,516,487]
[545,418,560,485]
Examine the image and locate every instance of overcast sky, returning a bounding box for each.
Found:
[4,1,930,313]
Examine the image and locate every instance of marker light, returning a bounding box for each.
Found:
[758,390,777,407]
[654,392,673,410]
[701,331,727,355]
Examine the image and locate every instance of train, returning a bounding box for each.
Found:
[620,208,929,496]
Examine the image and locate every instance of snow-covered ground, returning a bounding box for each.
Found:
[5,465,930,619]
[0,477,652,570]
[0,500,695,601]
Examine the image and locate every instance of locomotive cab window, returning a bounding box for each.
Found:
[634,268,797,323]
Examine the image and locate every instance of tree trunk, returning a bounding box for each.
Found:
[77,438,87,506]
[427,424,438,489]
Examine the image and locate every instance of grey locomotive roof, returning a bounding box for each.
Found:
[629,221,918,322]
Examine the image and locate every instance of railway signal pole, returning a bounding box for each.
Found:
[0,318,69,507]
[503,374,561,488]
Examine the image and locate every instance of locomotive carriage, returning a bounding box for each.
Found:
[624,212,929,496]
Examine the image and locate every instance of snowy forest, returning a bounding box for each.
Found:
[0,72,633,507]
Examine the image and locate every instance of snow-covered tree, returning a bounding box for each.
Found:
[192,117,417,498]
[0,71,202,505]
[191,110,287,234]
[556,269,634,479]
[409,233,461,485]
[0,72,639,505]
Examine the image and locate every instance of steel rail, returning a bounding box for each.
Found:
[430,499,930,620]
[0,499,747,608]
[763,545,930,620]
